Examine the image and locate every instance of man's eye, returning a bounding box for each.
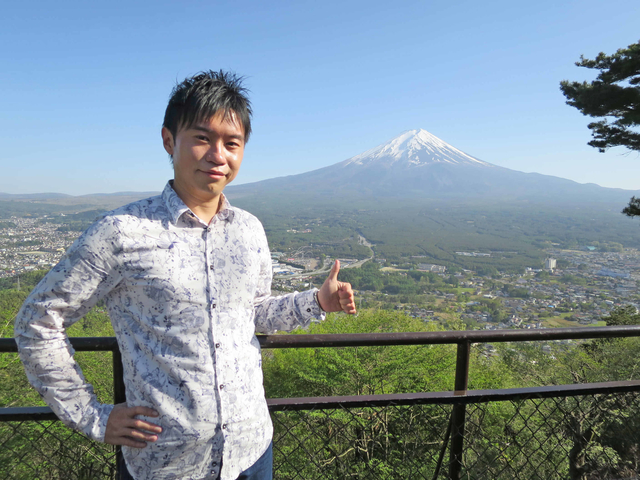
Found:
[195,135,209,141]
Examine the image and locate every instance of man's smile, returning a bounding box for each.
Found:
[200,169,227,179]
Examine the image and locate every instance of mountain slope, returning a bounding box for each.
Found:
[342,129,491,168]
[228,129,637,205]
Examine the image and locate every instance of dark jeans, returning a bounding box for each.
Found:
[237,443,273,480]
[117,443,273,480]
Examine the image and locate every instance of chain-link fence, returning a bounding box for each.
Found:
[0,419,116,480]
[462,392,640,480]
[271,402,452,479]
[3,330,640,479]
[2,391,640,479]
[270,391,640,480]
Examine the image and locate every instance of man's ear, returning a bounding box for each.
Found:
[161,127,174,156]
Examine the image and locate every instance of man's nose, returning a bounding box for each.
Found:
[206,143,227,164]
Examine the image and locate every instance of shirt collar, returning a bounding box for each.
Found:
[162,181,235,225]
[216,194,235,222]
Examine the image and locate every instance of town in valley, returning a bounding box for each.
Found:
[2,211,638,333]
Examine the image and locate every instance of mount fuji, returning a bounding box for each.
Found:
[227,129,636,205]
[339,129,492,168]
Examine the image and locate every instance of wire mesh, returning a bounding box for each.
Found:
[271,403,453,480]
[270,392,640,480]
[462,392,640,480]
[0,420,116,480]
[1,392,639,479]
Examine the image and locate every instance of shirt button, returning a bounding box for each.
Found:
[212,462,217,466]
[222,424,227,430]
[219,384,225,390]
[307,308,312,312]
[212,303,217,309]
[209,265,214,271]
[215,343,221,348]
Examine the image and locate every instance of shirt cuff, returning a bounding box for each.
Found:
[298,289,325,321]
[73,402,114,442]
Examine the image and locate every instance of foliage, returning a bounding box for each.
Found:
[582,306,640,365]
[35,209,106,233]
[0,288,41,409]
[264,311,458,398]
[622,195,640,219]
[265,311,464,478]
[560,40,640,153]
[503,284,530,298]
[0,269,48,292]
[236,194,640,275]
[491,335,640,478]
[561,40,640,219]
[0,201,77,218]
[1,284,116,410]
[2,282,640,477]
[466,297,508,323]
[313,260,453,296]
[0,283,117,477]
[560,274,588,286]
[536,270,551,280]
[264,309,640,478]
[0,420,117,479]
[476,265,499,277]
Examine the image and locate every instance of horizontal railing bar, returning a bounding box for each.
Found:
[4,381,639,420]
[0,406,58,421]
[0,336,118,353]
[3,326,640,353]
[267,380,640,411]
[258,325,640,348]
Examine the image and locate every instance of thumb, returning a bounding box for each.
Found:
[327,260,340,282]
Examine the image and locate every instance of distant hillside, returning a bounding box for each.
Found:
[0,193,71,200]
[226,129,638,207]
[224,129,640,271]
[0,192,160,217]
[3,130,638,271]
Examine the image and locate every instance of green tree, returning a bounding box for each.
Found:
[560,40,640,217]
[1,286,117,478]
[536,270,551,280]
[603,305,640,326]
[264,310,458,399]
[560,40,640,153]
[263,310,461,478]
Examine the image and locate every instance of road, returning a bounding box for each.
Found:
[276,234,375,279]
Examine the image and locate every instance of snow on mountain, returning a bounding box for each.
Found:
[341,129,493,168]
[227,128,637,205]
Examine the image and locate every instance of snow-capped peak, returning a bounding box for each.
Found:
[343,129,492,168]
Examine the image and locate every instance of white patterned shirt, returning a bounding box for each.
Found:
[15,182,324,480]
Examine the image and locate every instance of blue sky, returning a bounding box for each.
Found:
[1,0,639,195]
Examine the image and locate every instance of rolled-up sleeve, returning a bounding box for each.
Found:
[14,216,123,441]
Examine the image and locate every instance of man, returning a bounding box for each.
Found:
[14,70,356,480]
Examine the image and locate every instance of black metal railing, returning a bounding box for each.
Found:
[2,325,640,479]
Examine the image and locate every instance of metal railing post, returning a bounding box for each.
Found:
[449,340,470,480]
[4,328,640,478]
[113,345,126,479]
[113,346,126,404]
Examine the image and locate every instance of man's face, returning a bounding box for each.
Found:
[162,111,245,208]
